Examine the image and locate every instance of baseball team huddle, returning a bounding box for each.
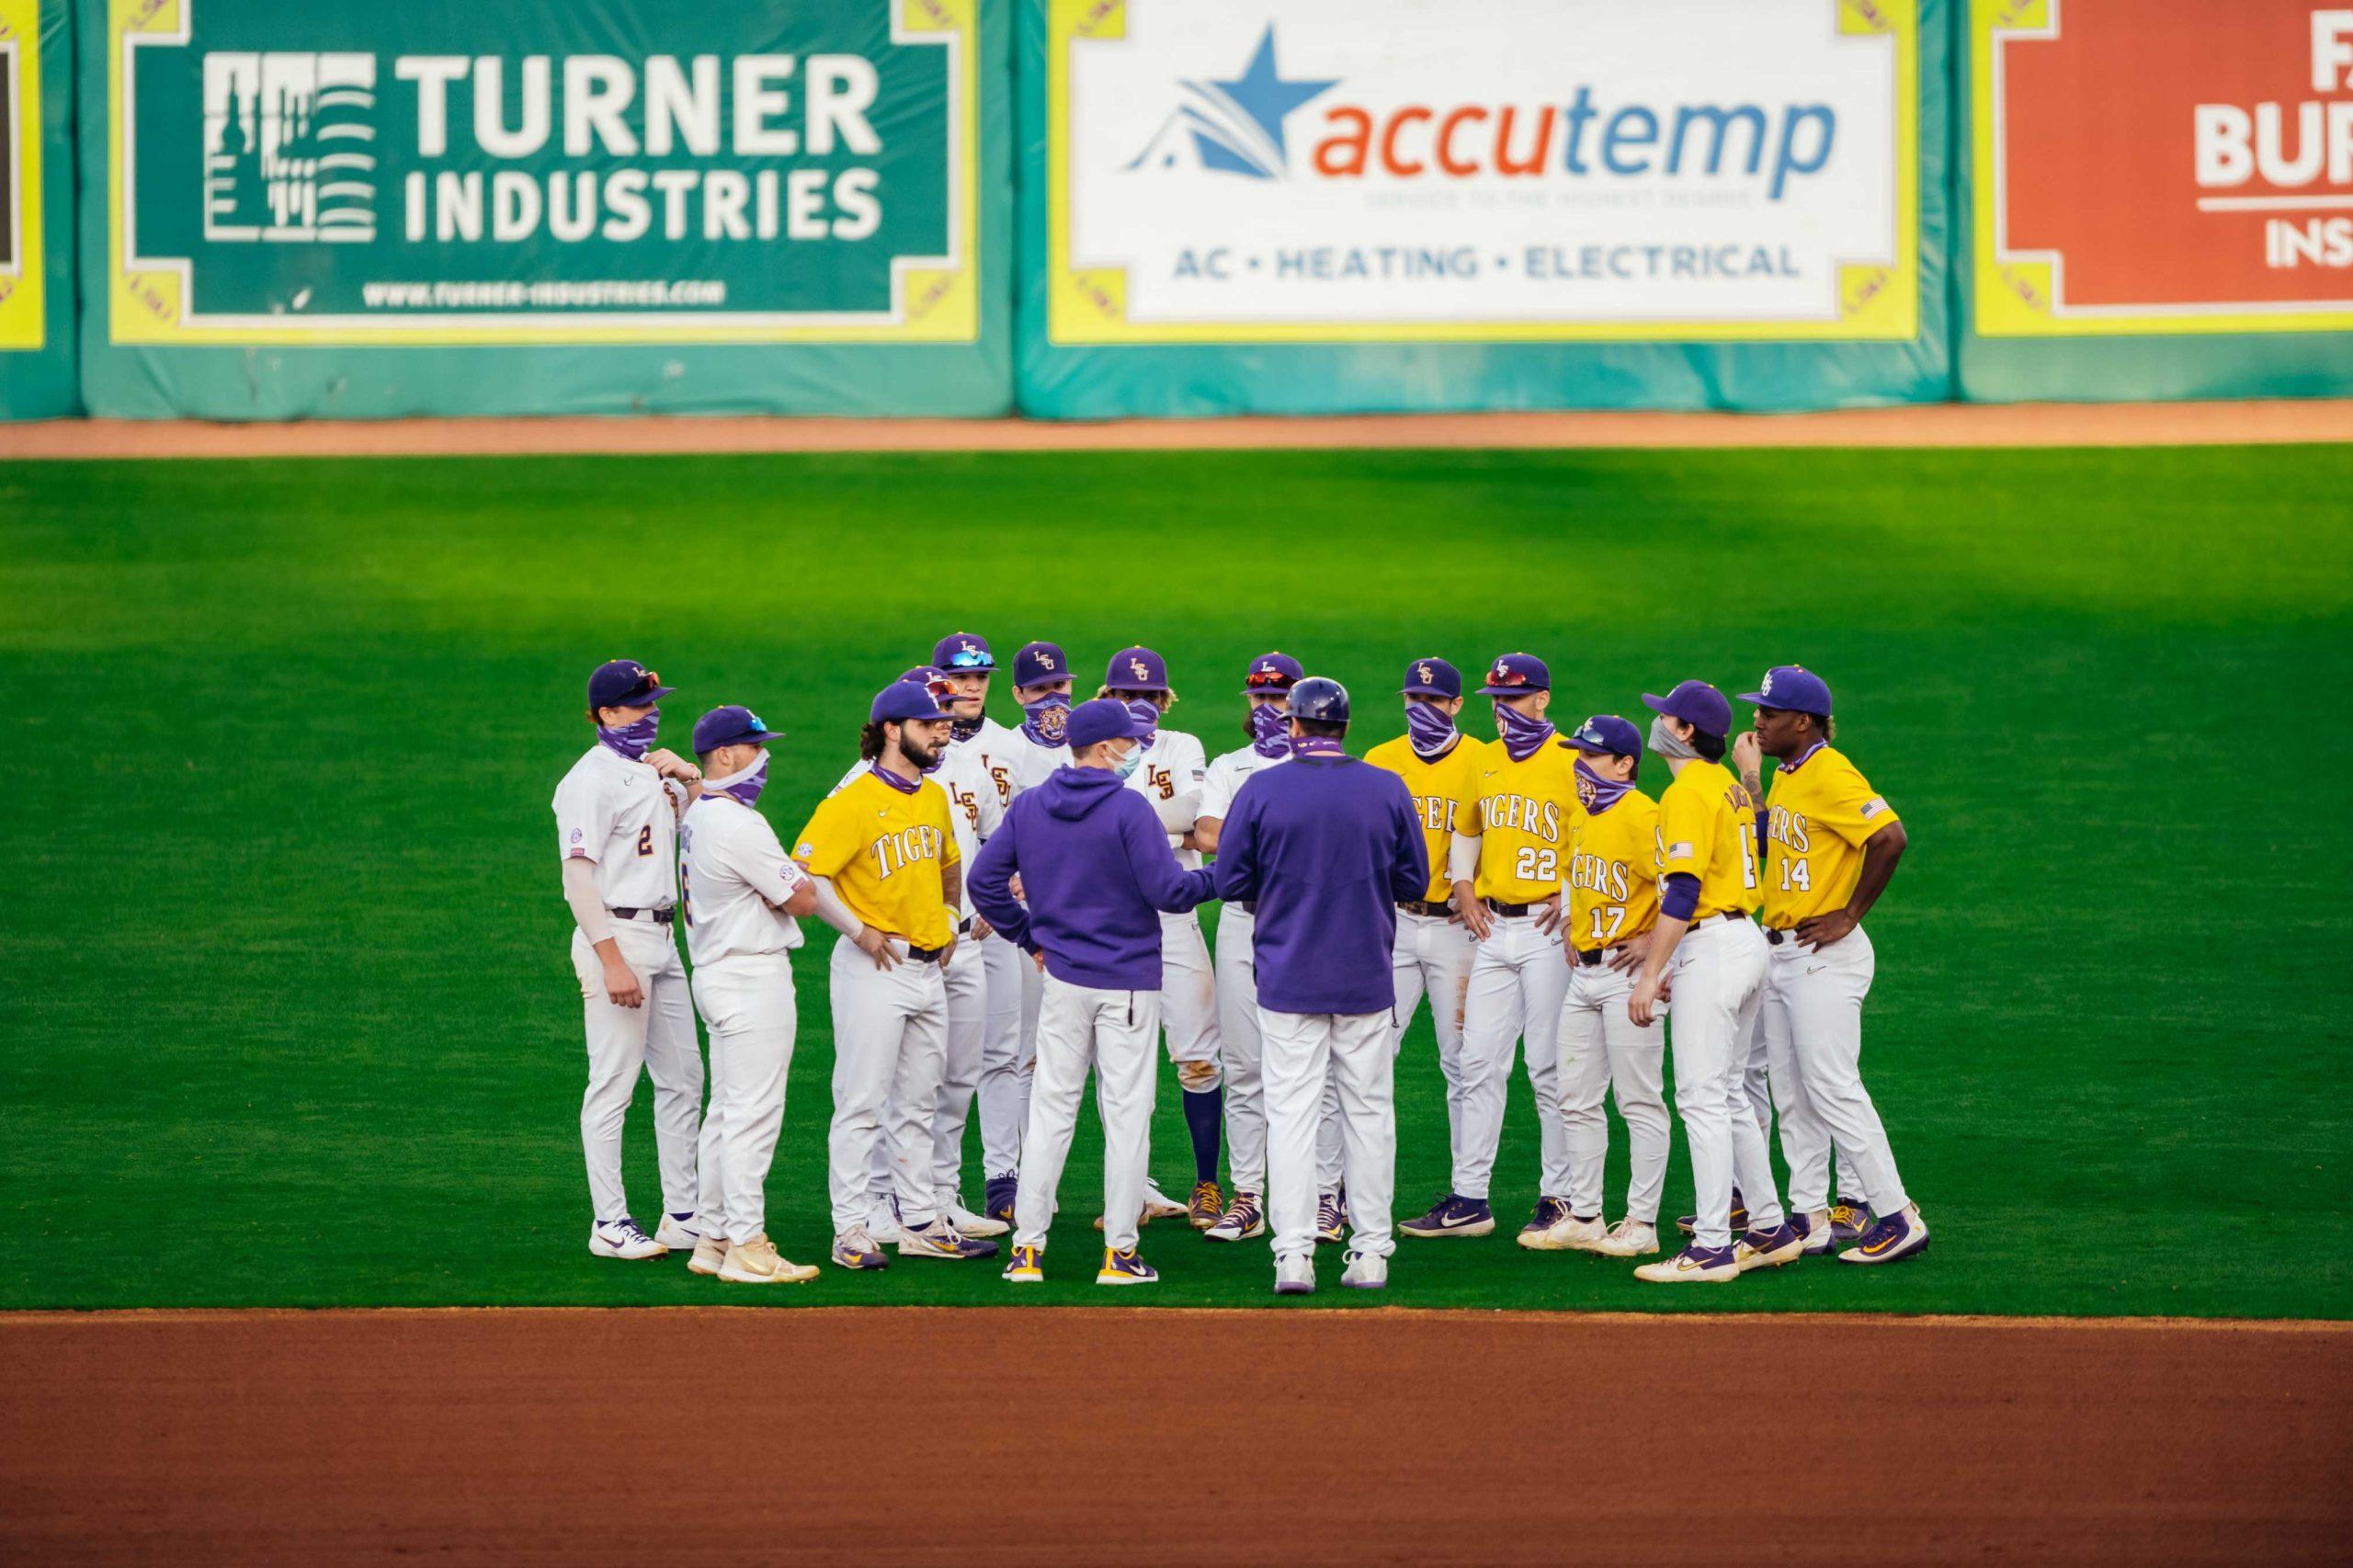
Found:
[551,634,1928,1293]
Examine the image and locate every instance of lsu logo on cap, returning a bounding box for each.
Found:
[1489,662,1528,687]
[1760,670,1775,697]
[1418,662,1435,686]
[1037,651,1058,670]
[1129,656,1151,681]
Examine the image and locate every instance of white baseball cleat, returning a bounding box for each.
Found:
[1520,1211,1608,1252]
[589,1219,667,1260]
[1274,1252,1316,1295]
[688,1235,729,1277]
[1633,1244,1739,1283]
[1734,1222,1806,1273]
[718,1235,817,1285]
[1792,1210,1836,1256]
[1142,1181,1191,1222]
[865,1208,909,1247]
[1340,1251,1389,1290]
[946,1201,1010,1239]
[653,1212,701,1252]
[1589,1219,1661,1257]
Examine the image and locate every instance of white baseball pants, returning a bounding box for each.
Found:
[1744,1008,1863,1203]
[1221,906,1351,1200]
[1014,978,1160,1255]
[571,922,702,1225]
[975,930,1030,1180]
[1760,927,1910,1217]
[1158,911,1223,1087]
[866,937,989,1222]
[1558,957,1669,1224]
[1262,1008,1396,1261]
[1456,913,1574,1203]
[1668,918,1787,1251]
[825,936,949,1234]
[1392,908,1475,1177]
[688,954,795,1244]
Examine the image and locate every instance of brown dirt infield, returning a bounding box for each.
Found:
[2,397,2348,460]
[5,1308,2347,1565]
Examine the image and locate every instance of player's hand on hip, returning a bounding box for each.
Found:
[939,930,960,971]
[1628,972,1662,1028]
[1793,909,1858,950]
[970,915,994,943]
[601,958,646,1009]
[1606,943,1645,975]
[856,926,903,971]
[1007,873,1026,903]
[1030,950,1047,973]
[1533,891,1564,935]
[1453,887,1493,941]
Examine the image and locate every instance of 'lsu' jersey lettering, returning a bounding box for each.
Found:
[1761,744,1900,927]
[1471,741,1580,903]
[792,771,960,949]
[1655,759,1761,921]
[1365,732,1485,902]
[1567,789,1661,952]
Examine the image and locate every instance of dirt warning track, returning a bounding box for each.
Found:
[4,1307,2347,1565]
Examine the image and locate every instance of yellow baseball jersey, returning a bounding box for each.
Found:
[792,770,960,949]
[1469,740,1580,903]
[1365,733,1486,902]
[1654,759,1762,921]
[1761,744,1900,928]
[1567,790,1661,952]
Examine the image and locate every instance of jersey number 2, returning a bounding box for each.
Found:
[636,824,654,858]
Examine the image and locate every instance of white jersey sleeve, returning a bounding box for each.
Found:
[1200,746,1251,822]
[553,756,612,862]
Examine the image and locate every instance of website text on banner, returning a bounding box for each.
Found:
[1960,0,2353,402]
[82,0,1009,419]
[1019,0,1948,417]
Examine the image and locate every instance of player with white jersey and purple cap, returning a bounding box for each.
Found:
[551,658,707,1261]
[979,639,1079,1224]
[1101,645,1221,1227]
[678,704,820,1286]
[1194,651,1302,1241]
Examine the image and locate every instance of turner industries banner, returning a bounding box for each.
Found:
[1972,0,2353,337]
[100,0,980,347]
[1045,0,1925,346]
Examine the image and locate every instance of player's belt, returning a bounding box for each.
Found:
[904,942,949,963]
[1483,898,1537,916]
[1691,911,1753,930]
[609,905,676,925]
[956,915,974,935]
[1574,944,1635,966]
[1398,899,1452,916]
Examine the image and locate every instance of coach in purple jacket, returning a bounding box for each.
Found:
[970,699,1215,1287]
[1210,677,1428,1294]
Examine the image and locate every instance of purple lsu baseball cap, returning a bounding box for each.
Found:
[1243,652,1304,694]
[1565,714,1643,758]
[1403,656,1462,699]
[900,665,955,697]
[1106,646,1170,692]
[587,658,674,710]
[931,631,995,672]
[871,681,953,724]
[691,705,781,754]
[1737,665,1834,716]
[1643,680,1733,738]
[1479,652,1551,696]
[1065,697,1154,751]
[1012,641,1069,687]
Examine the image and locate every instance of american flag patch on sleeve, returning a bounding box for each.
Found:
[1667,841,1694,859]
[1861,798,1888,819]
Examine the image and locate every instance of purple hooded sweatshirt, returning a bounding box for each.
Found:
[970,766,1215,991]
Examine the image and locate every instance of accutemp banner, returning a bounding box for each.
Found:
[1048,0,1923,345]
[1975,0,2353,337]
[103,0,980,347]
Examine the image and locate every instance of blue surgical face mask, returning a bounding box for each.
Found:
[1113,741,1146,780]
[1021,692,1071,745]
[599,710,659,761]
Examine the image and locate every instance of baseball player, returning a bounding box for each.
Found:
[1524,715,1669,1257]
[677,705,820,1285]
[1193,652,1302,1241]
[1733,665,1927,1264]
[969,699,1219,1286]
[551,658,706,1259]
[792,681,995,1270]
[833,666,1008,1246]
[1210,677,1429,1294]
[1625,680,1802,1283]
[1401,653,1576,1242]
[1102,647,1220,1227]
[980,640,1078,1224]
[1365,657,1482,1214]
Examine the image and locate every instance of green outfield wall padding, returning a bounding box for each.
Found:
[1,0,78,418]
[1014,0,1952,419]
[76,0,1010,419]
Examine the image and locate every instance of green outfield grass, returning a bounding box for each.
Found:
[2,444,2347,1316]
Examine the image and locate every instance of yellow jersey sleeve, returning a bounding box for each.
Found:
[791,790,860,879]
[1655,777,1711,882]
[1806,752,1900,847]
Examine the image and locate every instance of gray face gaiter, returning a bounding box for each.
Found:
[1648,715,1700,762]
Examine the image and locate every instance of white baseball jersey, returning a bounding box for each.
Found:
[830,740,1001,919]
[552,744,683,910]
[1200,743,1289,824]
[1007,727,1071,797]
[679,793,810,966]
[972,716,1026,809]
[1126,728,1208,871]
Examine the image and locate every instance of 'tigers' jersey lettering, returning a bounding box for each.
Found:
[1413,794,1461,834]
[1566,850,1632,903]
[1482,792,1562,840]
[1766,804,1813,854]
[870,824,945,880]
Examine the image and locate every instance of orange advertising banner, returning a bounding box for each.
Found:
[1973,0,2353,335]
